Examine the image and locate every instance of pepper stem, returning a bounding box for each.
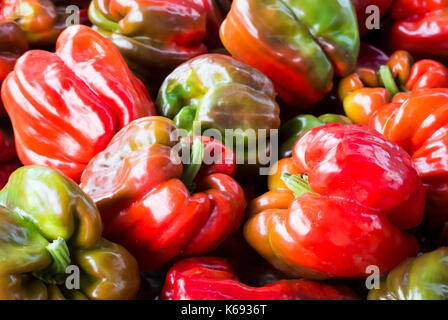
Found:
[379,65,399,96]
[33,237,71,285]
[181,139,205,191]
[281,173,315,197]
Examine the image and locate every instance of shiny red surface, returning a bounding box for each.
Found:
[161,257,358,300]
[1,25,155,180]
[245,124,425,278]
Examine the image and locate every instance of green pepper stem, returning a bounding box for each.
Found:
[379,65,399,96]
[33,237,71,285]
[181,139,205,191]
[281,173,315,197]
[88,2,120,32]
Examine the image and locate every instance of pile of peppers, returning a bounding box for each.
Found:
[0,0,448,301]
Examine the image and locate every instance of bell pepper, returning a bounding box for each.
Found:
[156,53,280,156]
[390,0,448,57]
[0,0,74,47]
[279,114,352,159]
[352,0,393,36]
[368,247,448,300]
[0,166,140,300]
[220,0,360,107]
[80,116,246,272]
[340,50,448,125]
[161,257,358,300]
[369,88,448,223]
[245,124,425,279]
[88,0,226,74]
[1,25,156,181]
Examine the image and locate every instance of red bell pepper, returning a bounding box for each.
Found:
[390,0,448,57]
[80,116,246,272]
[1,25,155,181]
[340,50,448,125]
[89,0,227,75]
[245,124,425,279]
[352,0,393,36]
[370,88,448,223]
[161,257,358,300]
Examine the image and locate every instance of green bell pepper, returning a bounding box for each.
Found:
[368,247,448,300]
[0,166,140,300]
[157,53,280,163]
[279,114,352,158]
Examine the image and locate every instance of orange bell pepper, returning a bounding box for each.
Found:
[370,88,448,223]
[340,50,448,125]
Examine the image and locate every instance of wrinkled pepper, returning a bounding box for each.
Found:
[0,0,84,47]
[0,166,140,300]
[161,257,358,300]
[1,25,156,181]
[89,0,227,74]
[220,0,360,106]
[279,114,352,159]
[368,247,448,300]
[245,124,425,279]
[390,0,448,57]
[340,50,448,124]
[156,53,280,161]
[370,88,448,223]
[80,116,246,272]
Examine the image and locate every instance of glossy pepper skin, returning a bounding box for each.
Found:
[340,50,448,125]
[220,0,360,107]
[1,25,156,181]
[370,89,448,223]
[89,0,226,73]
[390,0,448,57]
[157,54,280,140]
[0,0,78,47]
[80,116,246,272]
[368,247,448,300]
[161,257,358,300]
[245,124,425,279]
[0,166,140,300]
[279,114,352,159]
[352,0,393,36]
